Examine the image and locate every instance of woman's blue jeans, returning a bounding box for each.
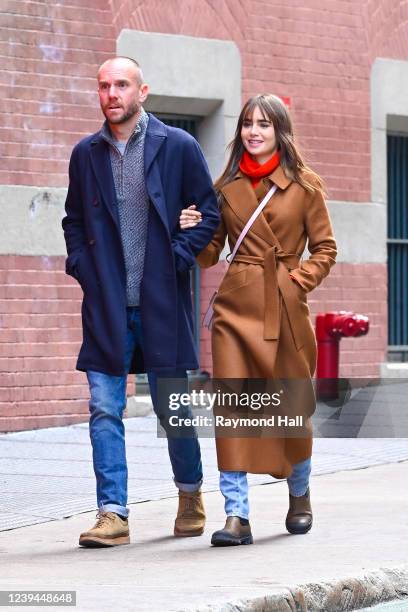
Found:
[87,307,203,518]
[220,458,311,520]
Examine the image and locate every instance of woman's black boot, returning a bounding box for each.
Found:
[211,516,253,546]
[285,487,313,534]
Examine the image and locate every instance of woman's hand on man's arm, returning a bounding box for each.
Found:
[179,204,202,230]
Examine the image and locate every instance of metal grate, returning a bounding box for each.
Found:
[387,133,408,362]
[157,114,199,139]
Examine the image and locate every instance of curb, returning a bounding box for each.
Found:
[194,565,408,612]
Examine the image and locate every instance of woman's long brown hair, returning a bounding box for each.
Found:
[214,94,324,199]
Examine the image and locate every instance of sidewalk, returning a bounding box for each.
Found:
[1,416,408,611]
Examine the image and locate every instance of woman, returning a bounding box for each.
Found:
[180,94,337,546]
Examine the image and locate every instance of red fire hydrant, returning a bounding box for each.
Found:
[316,311,369,400]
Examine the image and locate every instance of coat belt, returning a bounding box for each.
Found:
[233,247,305,350]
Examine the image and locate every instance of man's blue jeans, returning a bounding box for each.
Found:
[87,307,203,518]
[220,458,312,520]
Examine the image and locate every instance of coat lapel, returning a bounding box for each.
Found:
[144,113,167,174]
[222,176,275,247]
[144,114,169,230]
[90,136,120,229]
[221,166,293,247]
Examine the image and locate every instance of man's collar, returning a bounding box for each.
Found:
[100,106,149,146]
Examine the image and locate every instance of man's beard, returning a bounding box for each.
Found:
[104,100,140,124]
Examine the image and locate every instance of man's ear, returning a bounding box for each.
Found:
[139,83,149,104]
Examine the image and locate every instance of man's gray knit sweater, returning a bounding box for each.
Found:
[101,108,149,306]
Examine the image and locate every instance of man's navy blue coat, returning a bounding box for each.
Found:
[62,113,220,375]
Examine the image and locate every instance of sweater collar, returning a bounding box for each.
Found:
[100,106,149,148]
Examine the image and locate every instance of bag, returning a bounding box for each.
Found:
[202,183,278,330]
[202,290,217,330]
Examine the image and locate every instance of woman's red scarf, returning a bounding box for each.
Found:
[239,149,280,188]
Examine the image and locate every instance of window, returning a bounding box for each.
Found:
[387,133,408,362]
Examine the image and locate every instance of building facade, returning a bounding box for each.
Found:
[1,0,407,430]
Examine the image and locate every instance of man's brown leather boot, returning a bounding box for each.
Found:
[79,511,130,547]
[174,490,206,537]
[211,516,253,546]
[285,487,313,534]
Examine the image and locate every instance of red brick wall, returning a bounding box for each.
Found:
[1,2,115,431]
[107,0,407,204]
[2,0,405,430]
[1,0,115,187]
[2,1,408,193]
[308,263,387,378]
[0,255,135,431]
[109,0,246,41]
[365,0,408,61]
[0,255,88,431]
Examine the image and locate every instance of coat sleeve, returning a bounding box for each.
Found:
[61,145,87,280]
[171,137,220,273]
[289,188,337,292]
[196,214,228,268]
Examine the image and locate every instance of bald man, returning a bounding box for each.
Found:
[62,57,219,547]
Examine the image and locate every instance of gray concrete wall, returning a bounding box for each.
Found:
[116,30,241,178]
[328,201,386,263]
[371,58,408,205]
[0,185,67,256]
[0,184,386,262]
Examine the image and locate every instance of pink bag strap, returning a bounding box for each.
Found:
[226,184,278,264]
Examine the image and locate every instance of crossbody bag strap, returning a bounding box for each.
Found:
[202,183,278,330]
[226,183,278,264]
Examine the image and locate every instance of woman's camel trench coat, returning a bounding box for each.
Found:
[197,165,337,478]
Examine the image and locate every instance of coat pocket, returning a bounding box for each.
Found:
[218,268,247,295]
[291,276,307,301]
[76,249,100,293]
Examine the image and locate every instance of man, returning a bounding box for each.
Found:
[62,56,219,547]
